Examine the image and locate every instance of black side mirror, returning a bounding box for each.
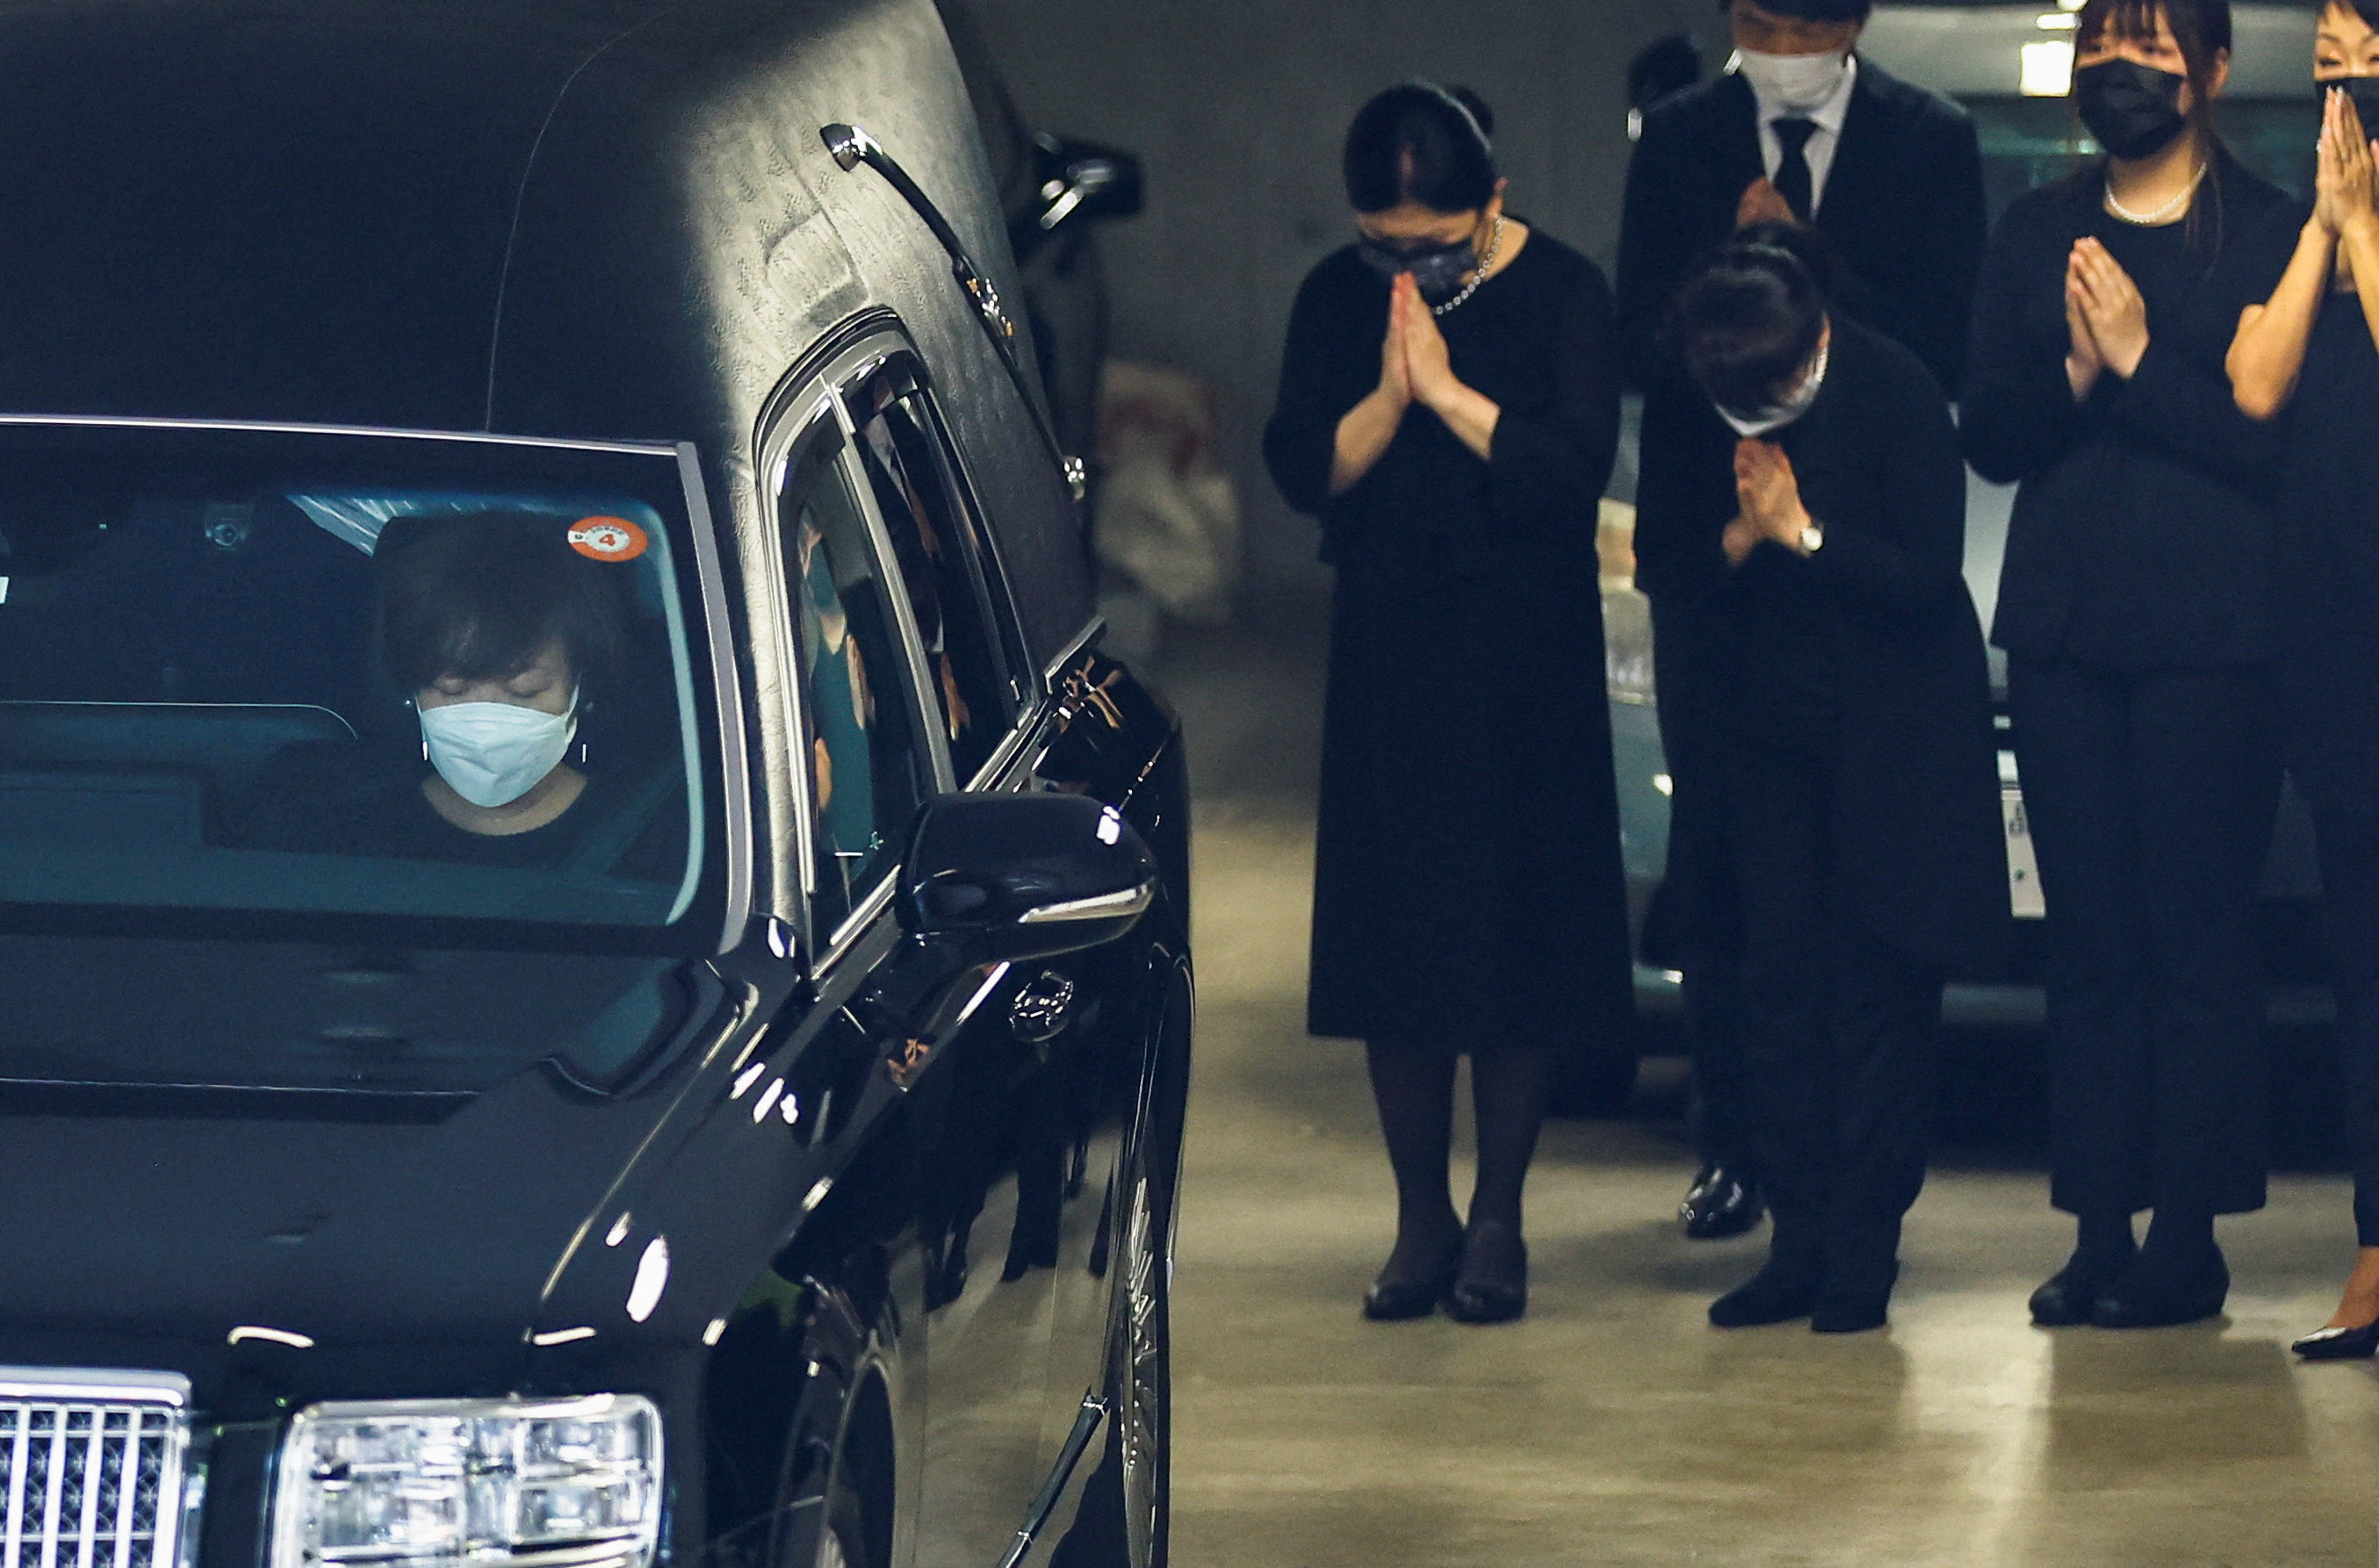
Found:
[854,793,1157,1043]
[1015,134,1143,258]
[898,790,1157,963]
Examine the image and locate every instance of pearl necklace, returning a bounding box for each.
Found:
[2104,164,2204,226]
[1432,214,1505,317]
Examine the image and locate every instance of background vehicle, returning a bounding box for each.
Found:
[1602,3,2330,1064]
[0,5,1184,1568]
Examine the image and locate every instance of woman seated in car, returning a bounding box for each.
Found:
[241,510,680,874]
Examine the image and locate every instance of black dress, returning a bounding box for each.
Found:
[1262,229,1632,1046]
[2278,291,2379,1247]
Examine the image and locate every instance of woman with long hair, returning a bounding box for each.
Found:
[1962,0,2301,1328]
[2227,0,2379,1357]
[1262,83,1631,1323]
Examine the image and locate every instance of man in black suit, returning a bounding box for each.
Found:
[1668,226,2003,1330]
[1614,0,1986,1239]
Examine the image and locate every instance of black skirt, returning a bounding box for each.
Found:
[1308,537,1633,1047]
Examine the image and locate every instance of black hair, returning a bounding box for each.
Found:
[1669,221,1830,416]
[2077,0,2232,112]
[1628,36,1703,111]
[1342,82,1498,214]
[2318,0,2379,37]
[374,511,629,697]
[1716,0,1873,23]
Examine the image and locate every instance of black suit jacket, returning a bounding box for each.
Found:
[1961,147,2302,671]
[1731,318,2006,973]
[1617,61,1986,605]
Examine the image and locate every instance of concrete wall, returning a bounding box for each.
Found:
[966,0,1714,593]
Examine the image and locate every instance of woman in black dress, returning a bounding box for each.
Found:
[1263,83,1630,1324]
[2228,0,2379,1357]
[1962,0,2301,1329]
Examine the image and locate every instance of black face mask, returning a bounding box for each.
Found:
[1356,233,1478,303]
[2318,74,2379,134]
[2074,58,2191,162]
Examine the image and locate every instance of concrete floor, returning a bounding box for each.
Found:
[1149,602,2379,1567]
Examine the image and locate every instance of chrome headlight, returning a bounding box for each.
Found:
[271,1396,661,1568]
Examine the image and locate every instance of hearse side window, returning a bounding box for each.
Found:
[775,423,934,939]
[845,363,1022,784]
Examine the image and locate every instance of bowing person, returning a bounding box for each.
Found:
[1262,83,1631,1324]
[1616,0,1986,1241]
[1963,0,2299,1329]
[1671,227,2002,1333]
[2227,3,2379,1358]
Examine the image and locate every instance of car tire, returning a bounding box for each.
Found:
[813,1458,873,1568]
[1052,960,1186,1568]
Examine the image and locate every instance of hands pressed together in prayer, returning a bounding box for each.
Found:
[2065,239,2152,399]
[1722,438,1818,566]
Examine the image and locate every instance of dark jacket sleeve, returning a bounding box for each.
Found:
[1262,263,1363,520]
[1488,261,1620,534]
[2096,198,2300,487]
[1798,363,1967,628]
[1958,197,2087,486]
[1614,114,1698,397]
[1830,105,1985,396]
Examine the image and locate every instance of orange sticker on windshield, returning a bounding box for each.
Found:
[568,516,648,562]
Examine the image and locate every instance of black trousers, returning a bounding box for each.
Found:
[2282,663,2379,1246]
[1726,737,1943,1278]
[2007,658,2280,1219]
[2301,775,2379,1246]
[1650,595,1754,1176]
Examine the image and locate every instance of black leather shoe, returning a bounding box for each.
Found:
[1813,1257,1898,1334]
[1361,1229,1462,1321]
[1709,1262,1820,1328]
[2089,1252,2229,1329]
[2292,1321,2379,1360]
[2029,1250,2133,1327]
[1680,1164,1764,1240]
[1445,1219,1527,1324]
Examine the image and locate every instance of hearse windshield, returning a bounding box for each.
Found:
[0,421,719,948]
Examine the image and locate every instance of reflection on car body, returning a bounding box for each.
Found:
[0,7,1186,1568]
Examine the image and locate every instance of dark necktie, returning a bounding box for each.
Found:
[1771,116,1817,221]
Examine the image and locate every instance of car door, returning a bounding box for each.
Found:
[843,353,1167,1542]
[762,342,1059,1568]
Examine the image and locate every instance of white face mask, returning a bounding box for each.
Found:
[1737,47,1851,114]
[1717,332,1829,439]
[419,693,579,809]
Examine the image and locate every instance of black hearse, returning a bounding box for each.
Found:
[0,5,1187,1568]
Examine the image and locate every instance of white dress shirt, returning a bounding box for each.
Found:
[1743,54,1859,218]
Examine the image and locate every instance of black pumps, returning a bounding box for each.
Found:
[1445,1219,1529,1324]
[1364,1219,1528,1323]
[1361,1227,1462,1321]
[2292,1320,2379,1360]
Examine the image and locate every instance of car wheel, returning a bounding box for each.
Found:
[814,1464,870,1568]
[1115,1161,1171,1568]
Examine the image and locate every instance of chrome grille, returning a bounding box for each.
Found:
[0,1375,190,1568]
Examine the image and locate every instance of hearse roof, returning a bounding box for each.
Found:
[0,0,1093,660]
